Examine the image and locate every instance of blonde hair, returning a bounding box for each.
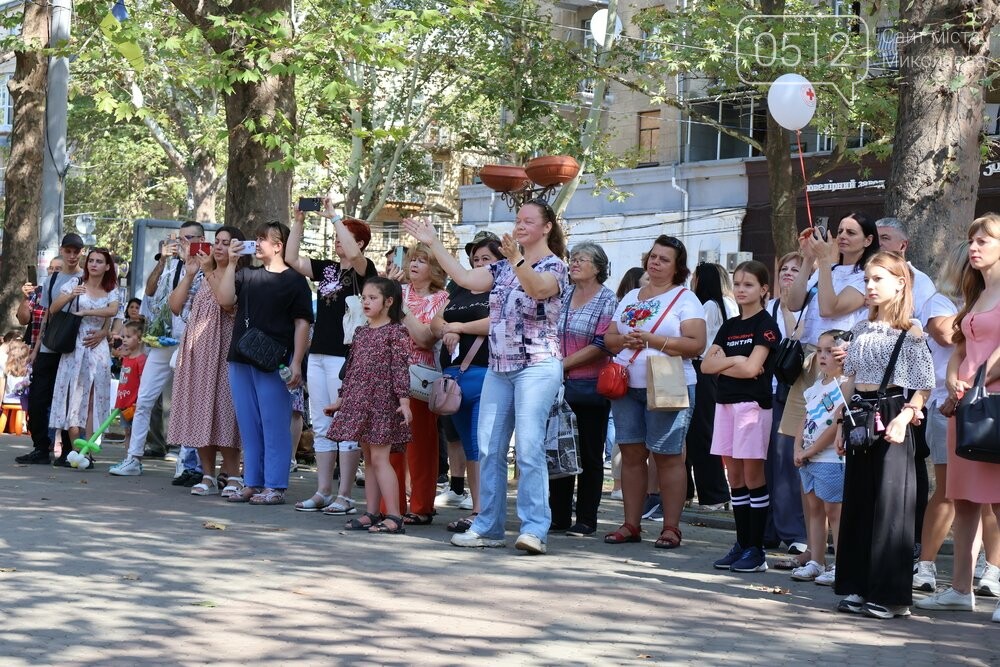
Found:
[955,213,1000,344]
[405,243,447,293]
[936,240,968,306]
[5,341,29,377]
[865,251,914,330]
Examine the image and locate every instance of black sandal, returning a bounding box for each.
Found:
[370,515,406,534]
[403,512,433,526]
[345,512,383,530]
[447,513,478,533]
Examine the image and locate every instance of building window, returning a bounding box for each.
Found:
[460,164,477,187]
[639,26,661,62]
[637,111,660,165]
[0,74,12,131]
[430,160,445,191]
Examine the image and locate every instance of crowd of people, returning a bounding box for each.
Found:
[11,203,1000,623]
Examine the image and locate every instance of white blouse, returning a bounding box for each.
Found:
[843,320,935,391]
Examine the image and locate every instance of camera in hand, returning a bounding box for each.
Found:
[298,197,322,212]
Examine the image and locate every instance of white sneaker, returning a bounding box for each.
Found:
[514,533,547,555]
[458,493,474,510]
[109,457,142,476]
[609,489,623,500]
[976,551,988,580]
[434,488,468,509]
[912,561,937,592]
[815,565,836,586]
[978,563,1000,597]
[914,587,976,611]
[790,560,824,582]
[451,530,506,548]
[993,600,1000,623]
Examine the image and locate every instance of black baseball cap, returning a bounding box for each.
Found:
[61,233,85,249]
[465,231,500,257]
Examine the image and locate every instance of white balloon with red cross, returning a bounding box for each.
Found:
[767,74,817,131]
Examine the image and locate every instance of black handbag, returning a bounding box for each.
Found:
[236,289,287,372]
[772,293,811,386]
[42,278,82,354]
[841,330,906,450]
[955,363,1000,463]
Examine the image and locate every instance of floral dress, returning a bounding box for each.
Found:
[167,280,240,449]
[50,285,114,430]
[327,322,411,449]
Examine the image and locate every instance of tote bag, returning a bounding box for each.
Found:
[646,354,689,411]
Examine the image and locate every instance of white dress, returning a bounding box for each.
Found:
[49,283,114,430]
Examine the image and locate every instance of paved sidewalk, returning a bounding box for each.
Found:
[0,434,996,666]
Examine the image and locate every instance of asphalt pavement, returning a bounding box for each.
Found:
[0,434,996,666]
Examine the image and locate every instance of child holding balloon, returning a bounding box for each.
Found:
[113,321,147,450]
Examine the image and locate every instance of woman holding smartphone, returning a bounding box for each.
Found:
[213,221,314,505]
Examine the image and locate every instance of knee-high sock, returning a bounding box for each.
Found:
[731,486,750,547]
[749,484,771,550]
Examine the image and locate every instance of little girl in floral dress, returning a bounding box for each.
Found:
[325,277,413,534]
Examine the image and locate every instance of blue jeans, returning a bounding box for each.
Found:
[470,356,562,542]
[444,365,488,461]
[228,362,293,489]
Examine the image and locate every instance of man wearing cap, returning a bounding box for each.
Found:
[16,234,90,464]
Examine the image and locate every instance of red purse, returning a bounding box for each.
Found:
[596,288,687,400]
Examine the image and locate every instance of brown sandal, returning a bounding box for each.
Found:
[654,525,682,549]
[604,523,642,544]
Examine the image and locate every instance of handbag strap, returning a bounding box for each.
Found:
[48,277,81,321]
[625,287,687,365]
[458,337,485,373]
[877,330,908,398]
[787,287,814,339]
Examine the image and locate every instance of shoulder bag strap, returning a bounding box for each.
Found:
[771,299,780,321]
[877,330,908,398]
[625,287,687,365]
[458,337,486,373]
[787,287,814,338]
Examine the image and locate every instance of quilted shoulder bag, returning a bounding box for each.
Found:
[428,337,485,416]
[42,278,82,354]
[597,288,686,400]
[841,330,905,450]
[773,290,813,386]
[236,286,288,372]
[956,362,1000,463]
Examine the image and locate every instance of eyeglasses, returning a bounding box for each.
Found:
[658,235,683,250]
[569,256,593,265]
[181,234,200,241]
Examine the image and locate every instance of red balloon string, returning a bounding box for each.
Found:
[795,129,814,229]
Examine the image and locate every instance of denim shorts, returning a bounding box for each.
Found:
[799,461,845,503]
[925,399,949,466]
[611,385,696,455]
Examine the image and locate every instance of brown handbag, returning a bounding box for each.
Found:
[428,337,485,416]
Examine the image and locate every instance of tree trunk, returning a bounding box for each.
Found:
[764,113,801,259]
[885,1,1000,273]
[189,149,220,223]
[0,1,49,328]
[169,0,295,236]
[223,74,295,234]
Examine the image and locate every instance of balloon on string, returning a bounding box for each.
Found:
[589,9,624,47]
[767,74,818,131]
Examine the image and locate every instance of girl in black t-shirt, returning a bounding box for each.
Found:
[701,260,781,574]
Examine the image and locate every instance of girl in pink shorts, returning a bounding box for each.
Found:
[701,261,781,573]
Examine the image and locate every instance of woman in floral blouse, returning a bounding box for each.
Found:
[404,199,568,555]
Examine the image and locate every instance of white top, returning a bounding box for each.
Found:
[612,286,706,387]
[919,291,959,404]
[800,265,868,346]
[802,375,846,464]
[910,262,936,317]
[701,297,738,357]
[843,319,935,390]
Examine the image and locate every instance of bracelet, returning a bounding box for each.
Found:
[659,337,669,353]
[515,257,526,268]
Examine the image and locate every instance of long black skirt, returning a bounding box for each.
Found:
[834,390,915,607]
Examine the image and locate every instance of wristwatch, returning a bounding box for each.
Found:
[515,257,526,268]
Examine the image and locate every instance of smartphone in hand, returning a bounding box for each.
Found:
[239,240,258,255]
[189,242,212,257]
[27,265,36,285]
[298,197,322,212]
[394,246,405,268]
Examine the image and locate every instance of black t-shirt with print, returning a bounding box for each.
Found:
[712,309,781,408]
[438,286,490,369]
[228,266,315,365]
[309,257,378,357]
